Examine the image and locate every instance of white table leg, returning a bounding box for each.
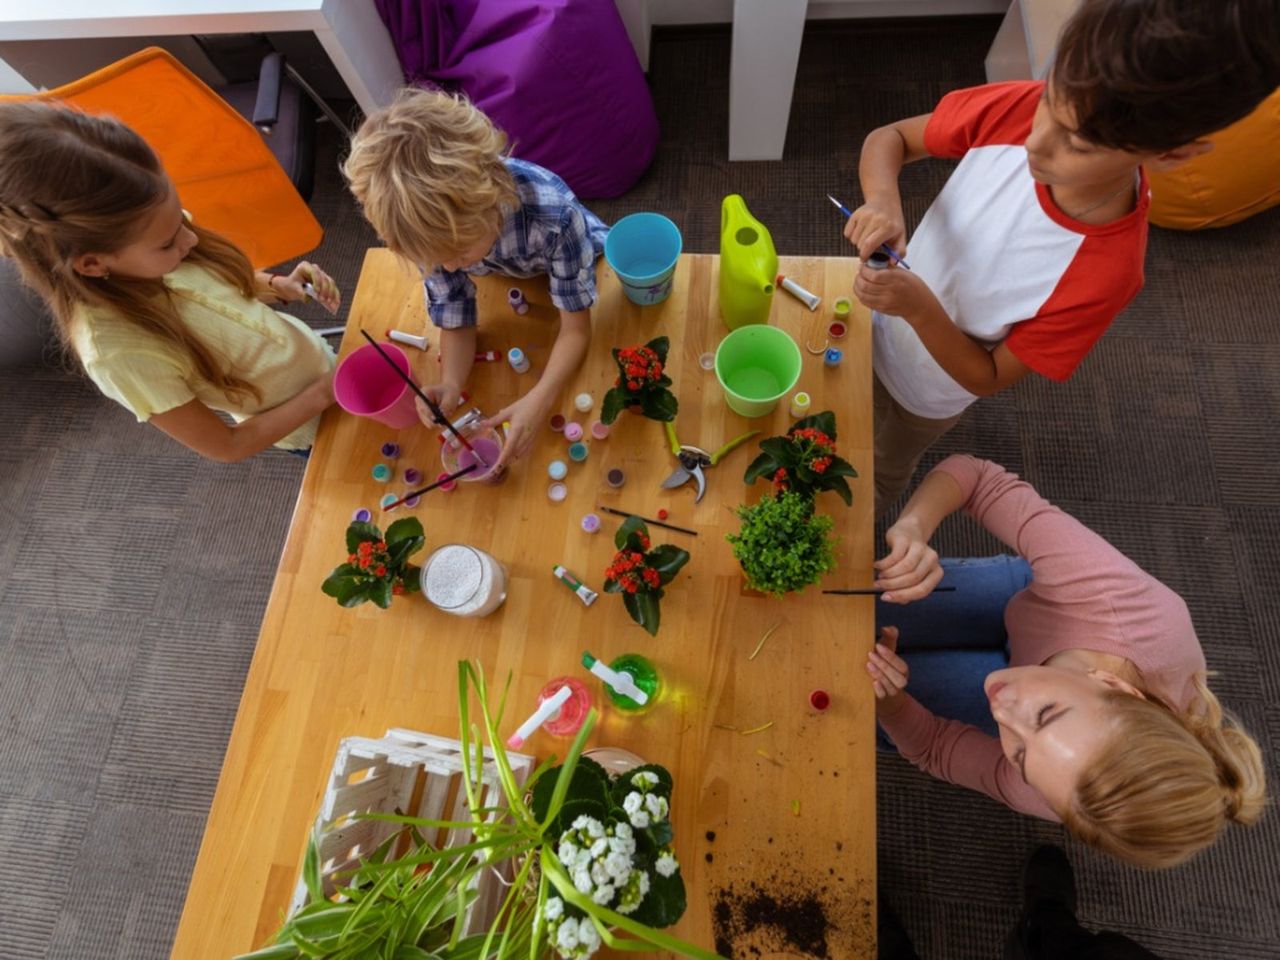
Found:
[729,0,808,161]
[315,1,403,115]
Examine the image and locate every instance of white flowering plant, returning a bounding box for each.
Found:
[242,661,715,960]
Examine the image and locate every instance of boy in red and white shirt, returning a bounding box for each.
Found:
[845,0,1280,518]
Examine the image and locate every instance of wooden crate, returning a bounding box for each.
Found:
[290,728,536,933]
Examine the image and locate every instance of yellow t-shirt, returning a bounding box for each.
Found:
[70,262,336,450]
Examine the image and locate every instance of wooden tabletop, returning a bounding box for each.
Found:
[172,250,877,959]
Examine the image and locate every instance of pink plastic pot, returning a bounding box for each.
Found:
[334,342,420,428]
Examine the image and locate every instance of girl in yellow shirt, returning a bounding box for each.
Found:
[0,101,341,461]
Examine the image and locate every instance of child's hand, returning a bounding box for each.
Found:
[483,391,548,469]
[279,262,342,314]
[853,260,938,321]
[874,519,942,603]
[414,382,463,427]
[843,199,906,262]
[866,626,910,716]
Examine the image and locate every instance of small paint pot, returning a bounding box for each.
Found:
[865,251,891,271]
[590,420,610,440]
[435,471,458,493]
[381,442,400,459]
[380,493,400,510]
[699,351,716,371]
[548,460,568,481]
[372,463,392,482]
[508,286,530,315]
[574,393,594,413]
[606,468,626,488]
[549,413,567,432]
[827,320,848,340]
[581,513,601,534]
[352,507,372,523]
[832,297,852,319]
[403,494,421,508]
[548,482,568,502]
[810,690,830,711]
[507,347,531,373]
[568,442,589,463]
[563,422,584,442]
[823,347,843,368]
[403,467,423,486]
[790,391,812,419]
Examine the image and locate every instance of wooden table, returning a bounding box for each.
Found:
[172,250,877,959]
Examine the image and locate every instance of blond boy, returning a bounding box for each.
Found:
[344,89,609,467]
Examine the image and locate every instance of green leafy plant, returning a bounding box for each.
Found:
[742,410,857,506]
[238,662,716,960]
[726,491,837,597]
[600,337,679,424]
[321,517,424,608]
[603,515,691,636]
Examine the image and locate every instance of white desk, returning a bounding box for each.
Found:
[0,0,402,114]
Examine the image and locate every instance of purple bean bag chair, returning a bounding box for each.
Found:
[374,0,658,199]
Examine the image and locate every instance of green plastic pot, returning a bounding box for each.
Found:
[714,324,802,418]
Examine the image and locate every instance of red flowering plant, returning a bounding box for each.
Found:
[322,517,425,609]
[600,336,679,424]
[742,411,858,506]
[603,515,690,636]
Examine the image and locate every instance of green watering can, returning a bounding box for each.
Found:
[718,194,777,330]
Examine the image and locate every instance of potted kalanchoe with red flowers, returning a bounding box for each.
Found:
[603,515,690,635]
[321,517,425,608]
[601,336,679,424]
[742,410,857,505]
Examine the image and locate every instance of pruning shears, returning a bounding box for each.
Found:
[660,421,760,503]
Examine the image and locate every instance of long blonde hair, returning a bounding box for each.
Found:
[342,87,518,266]
[0,100,261,403]
[1064,676,1266,868]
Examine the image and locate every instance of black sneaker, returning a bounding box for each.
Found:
[1023,844,1078,915]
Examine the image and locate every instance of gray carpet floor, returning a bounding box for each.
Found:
[2,16,1278,960]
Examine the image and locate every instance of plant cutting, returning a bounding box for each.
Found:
[603,515,691,636]
[600,336,678,424]
[742,410,857,505]
[321,516,424,608]
[238,662,716,960]
[726,490,837,597]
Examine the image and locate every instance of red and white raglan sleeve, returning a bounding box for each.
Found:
[923,81,1044,158]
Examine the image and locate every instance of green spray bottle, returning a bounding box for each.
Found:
[718,194,778,330]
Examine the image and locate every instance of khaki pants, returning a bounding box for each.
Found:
[874,374,964,520]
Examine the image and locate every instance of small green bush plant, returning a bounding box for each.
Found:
[726,491,837,596]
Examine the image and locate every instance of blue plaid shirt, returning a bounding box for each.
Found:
[422,157,610,328]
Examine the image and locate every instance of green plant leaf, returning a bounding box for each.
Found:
[392,947,440,960]
[322,573,371,607]
[614,515,647,550]
[302,830,325,905]
[371,578,394,609]
[828,475,853,506]
[791,409,836,440]
[400,564,422,593]
[387,535,425,569]
[646,335,670,363]
[347,521,382,554]
[742,450,778,485]
[601,387,626,425]
[608,764,674,803]
[627,865,686,929]
[623,589,660,636]
[385,517,425,546]
[641,389,678,422]
[233,943,301,960]
[529,756,609,825]
[647,544,690,581]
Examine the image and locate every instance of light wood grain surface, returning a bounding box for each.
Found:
[172,250,878,959]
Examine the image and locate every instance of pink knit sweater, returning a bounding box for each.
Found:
[877,455,1206,820]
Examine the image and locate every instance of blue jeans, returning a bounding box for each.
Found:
[875,556,1032,746]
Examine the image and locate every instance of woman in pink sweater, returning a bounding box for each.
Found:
[867,455,1265,867]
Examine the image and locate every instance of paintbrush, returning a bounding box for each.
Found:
[598,505,698,537]
[358,329,490,468]
[381,463,479,510]
[825,194,912,270]
[822,587,956,596]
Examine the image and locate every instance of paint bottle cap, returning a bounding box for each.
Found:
[574,393,594,413]
[436,471,458,492]
[823,347,843,366]
[699,352,716,371]
[352,508,372,523]
[548,460,568,481]
[372,463,392,482]
[563,422,584,442]
[810,690,831,711]
[590,420,611,440]
[550,413,567,432]
[380,442,400,459]
[403,494,421,508]
[548,482,568,502]
[606,468,626,488]
[507,287,525,304]
[403,467,423,486]
[568,442,589,463]
[581,513,601,533]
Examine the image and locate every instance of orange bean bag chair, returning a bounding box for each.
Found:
[1148,88,1280,230]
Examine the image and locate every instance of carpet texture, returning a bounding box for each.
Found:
[1,17,1276,959]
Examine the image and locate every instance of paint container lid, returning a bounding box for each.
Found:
[832,297,852,318]
[404,494,421,508]
[824,347,843,365]
[865,251,891,270]
[380,493,400,510]
[548,482,568,502]
[548,460,568,481]
[372,463,392,482]
[563,422,584,442]
[810,690,830,711]
[550,413,567,432]
[508,347,526,363]
[435,471,458,492]
[606,468,626,488]
[699,352,716,371]
[828,320,848,339]
[568,442,589,462]
[381,442,400,459]
[507,287,524,303]
[352,507,372,523]
[574,393,594,412]
[581,513,601,533]
[403,467,423,486]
